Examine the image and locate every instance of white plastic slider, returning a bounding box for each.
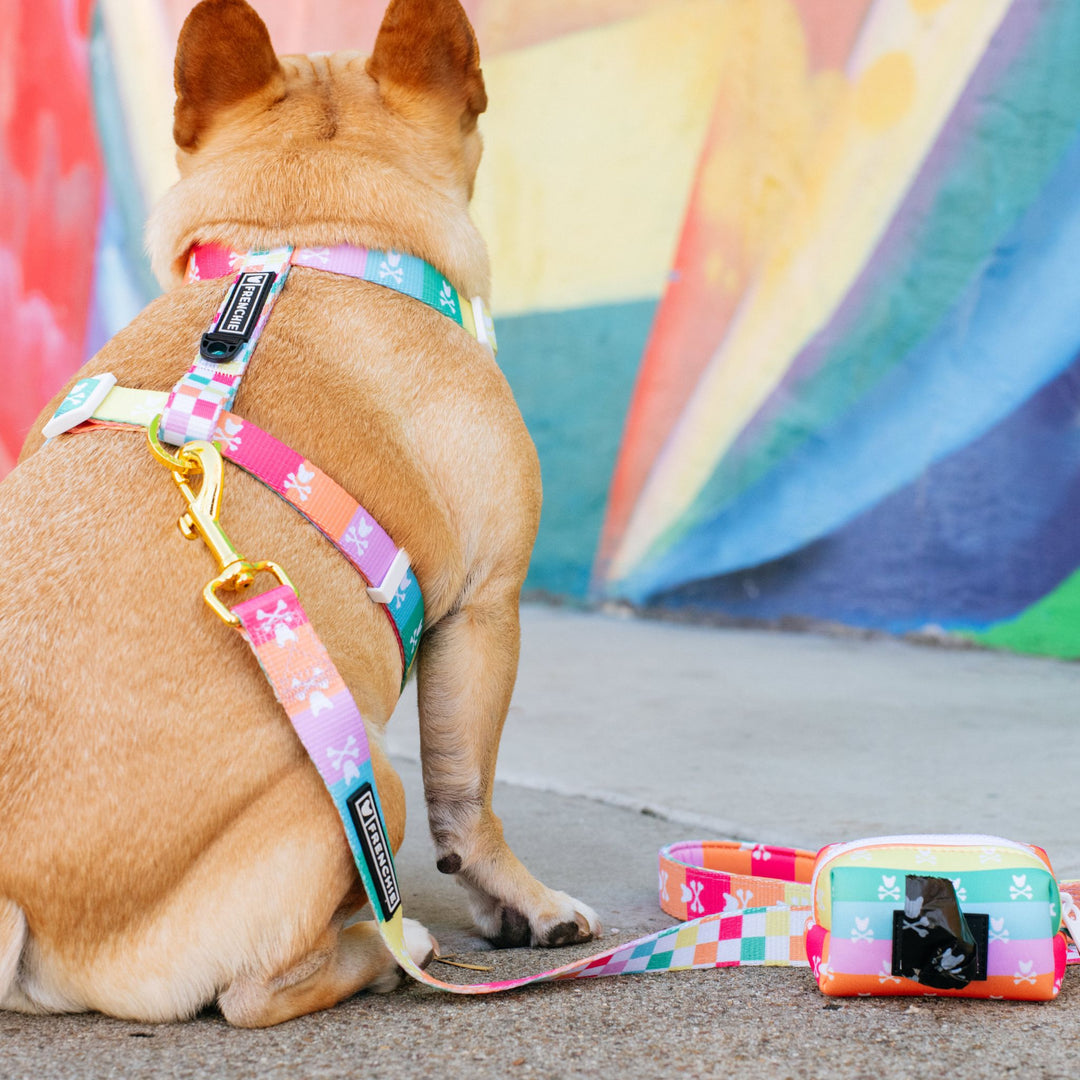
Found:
[42,373,117,438]
[367,549,411,605]
[470,297,497,358]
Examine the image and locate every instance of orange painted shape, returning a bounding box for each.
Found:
[595,0,874,584]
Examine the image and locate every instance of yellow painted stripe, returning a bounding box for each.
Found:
[99,0,180,206]
[473,0,733,315]
[609,0,1012,581]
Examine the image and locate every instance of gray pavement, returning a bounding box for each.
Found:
[5,605,1080,1078]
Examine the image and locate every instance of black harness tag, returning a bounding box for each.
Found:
[346,783,402,921]
[200,270,276,362]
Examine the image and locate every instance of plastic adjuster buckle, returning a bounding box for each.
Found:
[42,373,118,438]
[470,297,497,358]
[367,549,411,604]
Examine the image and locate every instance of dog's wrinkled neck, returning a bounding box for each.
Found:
[147,147,491,301]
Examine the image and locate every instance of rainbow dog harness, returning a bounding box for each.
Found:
[40,242,491,681]
[43,247,1080,999]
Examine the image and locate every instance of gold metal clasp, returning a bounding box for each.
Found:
[204,560,295,627]
[148,415,296,626]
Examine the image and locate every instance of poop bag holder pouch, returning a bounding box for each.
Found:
[805,835,1070,1000]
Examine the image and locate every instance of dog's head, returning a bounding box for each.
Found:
[148,0,490,297]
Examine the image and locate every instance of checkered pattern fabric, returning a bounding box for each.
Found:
[161,247,293,446]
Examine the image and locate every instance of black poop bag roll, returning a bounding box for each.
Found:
[894,876,980,989]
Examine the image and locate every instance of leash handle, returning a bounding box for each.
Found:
[658,840,815,921]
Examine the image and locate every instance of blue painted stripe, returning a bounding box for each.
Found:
[615,125,1080,603]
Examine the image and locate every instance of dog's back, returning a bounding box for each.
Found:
[0,0,595,1027]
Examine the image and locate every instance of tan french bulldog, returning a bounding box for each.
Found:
[0,0,599,1027]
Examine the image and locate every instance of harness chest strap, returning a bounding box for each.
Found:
[43,241,500,676]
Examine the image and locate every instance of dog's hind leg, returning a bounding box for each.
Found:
[416,595,601,948]
[219,918,435,1028]
[0,900,39,1013]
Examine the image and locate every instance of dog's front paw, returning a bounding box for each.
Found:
[467,887,602,948]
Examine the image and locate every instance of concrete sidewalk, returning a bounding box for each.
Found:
[4,605,1080,1079]
[391,604,1080,869]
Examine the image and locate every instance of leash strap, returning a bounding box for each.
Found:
[658,841,815,920]
[187,243,497,357]
[161,247,294,445]
[232,583,813,994]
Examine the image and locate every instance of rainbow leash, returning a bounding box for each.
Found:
[232,580,813,993]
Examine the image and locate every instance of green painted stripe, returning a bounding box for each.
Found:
[965,566,1080,658]
[497,299,658,598]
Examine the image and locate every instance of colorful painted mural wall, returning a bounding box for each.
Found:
[5,0,1080,657]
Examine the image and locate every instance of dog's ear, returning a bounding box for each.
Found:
[366,0,487,130]
[173,0,284,150]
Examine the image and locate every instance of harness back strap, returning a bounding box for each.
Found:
[187,243,497,357]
